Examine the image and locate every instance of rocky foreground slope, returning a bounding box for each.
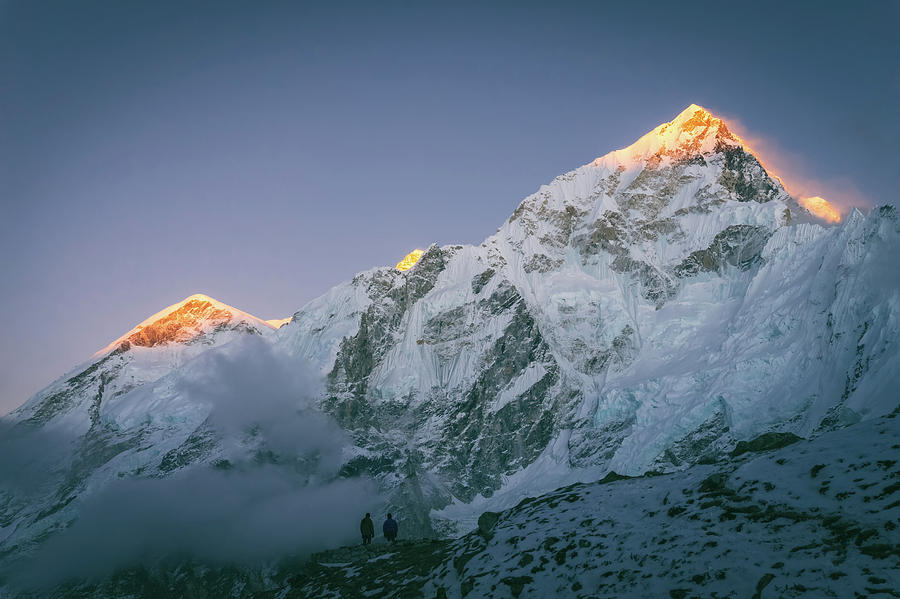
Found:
[35,409,899,598]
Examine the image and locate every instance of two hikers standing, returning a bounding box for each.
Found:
[360,512,399,545]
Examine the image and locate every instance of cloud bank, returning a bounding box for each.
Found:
[2,337,383,589]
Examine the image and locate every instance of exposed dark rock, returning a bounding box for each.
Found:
[438,298,560,500]
[610,254,679,307]
[477,511,500,540]
[650,406,731,471]
[471,269,495,295]
[158,429,217,473]
[523,253,563,273]
[731,432,803,457]
[674,225,771,278]
[714,143,781,203]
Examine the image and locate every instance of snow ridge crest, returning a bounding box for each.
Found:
[94,293,276,356]
[593,103,742,168]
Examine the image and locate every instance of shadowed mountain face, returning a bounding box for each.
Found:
[1,106,898,592]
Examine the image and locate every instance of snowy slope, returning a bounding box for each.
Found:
[291,411,900,599]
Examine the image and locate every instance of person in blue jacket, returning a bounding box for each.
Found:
[383,513,398,542]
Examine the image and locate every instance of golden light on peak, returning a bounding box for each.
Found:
[396,249,425,271]
[265,318,291,329]
[799,196,841,223]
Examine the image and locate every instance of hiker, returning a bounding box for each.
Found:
[383,513,398,542]
[360,512,375,545]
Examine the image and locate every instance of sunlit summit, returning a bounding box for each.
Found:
[395,249,425,271]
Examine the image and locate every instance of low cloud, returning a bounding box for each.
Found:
[2,336,383,589]
[20,466,378,586]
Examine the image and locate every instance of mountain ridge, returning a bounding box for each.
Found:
[273,105,896,533]
[93,293,278,357]
[1,105,896,590]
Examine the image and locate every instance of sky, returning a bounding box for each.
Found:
[1,0,898,415]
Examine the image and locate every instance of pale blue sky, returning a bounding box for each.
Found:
[1,0,897,413]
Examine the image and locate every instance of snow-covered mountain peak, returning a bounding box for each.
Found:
[500,104,794,294]
[94,293,276,357]
[5,293,278,432]
[668,103,721,128]
[594,103,742,168]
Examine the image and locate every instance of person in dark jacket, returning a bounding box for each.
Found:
[360,513,375,545]
[383,513,398,542]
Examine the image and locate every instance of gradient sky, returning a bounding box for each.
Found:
[1,0,898,414]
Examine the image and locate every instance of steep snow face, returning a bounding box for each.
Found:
[8,293,276,433]
[0,295,282,559]
[274,105,899,531]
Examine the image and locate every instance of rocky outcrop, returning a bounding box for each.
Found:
[674,225,771,277]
